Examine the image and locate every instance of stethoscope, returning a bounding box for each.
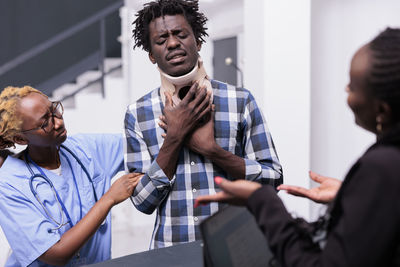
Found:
[25,144,98,231]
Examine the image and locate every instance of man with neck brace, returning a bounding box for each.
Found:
[124,0,283,249]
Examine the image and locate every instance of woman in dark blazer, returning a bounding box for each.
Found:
[195,28,400,267]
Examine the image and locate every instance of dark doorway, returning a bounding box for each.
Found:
[213,36,237,86]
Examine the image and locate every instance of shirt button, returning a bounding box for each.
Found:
[192,188,197,193]
[194,217,199,222]
[190,161,195,166]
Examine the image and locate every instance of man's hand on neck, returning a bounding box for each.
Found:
[156,83,212,180]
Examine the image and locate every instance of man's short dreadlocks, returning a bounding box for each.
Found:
[132,0,208,52]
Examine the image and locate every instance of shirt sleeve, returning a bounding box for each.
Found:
[123,108,174,214]
[0,182,60,267]
[247,149,400,267]
[241,91,283,186]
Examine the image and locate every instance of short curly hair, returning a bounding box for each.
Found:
[132,0,208,52]
[0,86,46,149]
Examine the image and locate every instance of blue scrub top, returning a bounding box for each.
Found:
[0,134,124,267]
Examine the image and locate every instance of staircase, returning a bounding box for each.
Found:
[51,58,126,134]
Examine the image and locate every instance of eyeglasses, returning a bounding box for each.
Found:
[21,101,64,133]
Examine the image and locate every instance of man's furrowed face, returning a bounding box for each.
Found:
[148,14,201,77]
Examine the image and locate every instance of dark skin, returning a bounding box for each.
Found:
[148,14,245,180]
[148,15,201,77]
[13,92,142,266]
[346,44,392,136]
[15,93,67,169]
[0,150,11,168]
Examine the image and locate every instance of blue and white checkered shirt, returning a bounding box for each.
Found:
[123,80,283,249]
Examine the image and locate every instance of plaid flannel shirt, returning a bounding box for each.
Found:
[123,80,283,249]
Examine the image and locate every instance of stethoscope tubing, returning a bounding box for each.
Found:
[25,144,98,230]
[60,145,98,202]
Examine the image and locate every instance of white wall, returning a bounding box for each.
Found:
[245,0,312,219]
[310,0,400,219]
[203,0,244,81]
[244,0,400,221]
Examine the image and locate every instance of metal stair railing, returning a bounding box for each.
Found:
[0,0,124,98]
[59,63,122,102]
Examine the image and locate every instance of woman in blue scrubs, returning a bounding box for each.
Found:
[0,86,142,266]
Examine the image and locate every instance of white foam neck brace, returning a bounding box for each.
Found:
[158,61,199,87]
[158,58,212,105]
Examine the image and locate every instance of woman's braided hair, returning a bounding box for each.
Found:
[132,0,208,52]
[0,86,46,149]
[368,28,400,120]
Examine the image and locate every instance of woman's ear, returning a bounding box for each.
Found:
[13,134,28,146]
[377,100,392,126]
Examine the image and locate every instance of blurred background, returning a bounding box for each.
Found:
[1,0,400,264]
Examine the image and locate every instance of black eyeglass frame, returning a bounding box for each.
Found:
[20,101,64,133]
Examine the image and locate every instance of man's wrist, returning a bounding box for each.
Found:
[164,131,185,145]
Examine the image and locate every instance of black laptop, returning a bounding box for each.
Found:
[200,205,279,267]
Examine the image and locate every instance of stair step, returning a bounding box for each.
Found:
[50,83,77,108]
[76,70,102,85]
[50,57,123,109]
[104,57,122,77]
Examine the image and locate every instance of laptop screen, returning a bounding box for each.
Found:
[200,205,277,267]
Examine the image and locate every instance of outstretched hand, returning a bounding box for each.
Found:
[277,171,342,204]
[194,177,262,207]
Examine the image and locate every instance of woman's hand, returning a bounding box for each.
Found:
[194,177,262,207]
[105,173,143,205]
[277,171,342,204]
[39,172,143,265]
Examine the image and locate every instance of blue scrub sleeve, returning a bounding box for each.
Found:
[0,182,61,267]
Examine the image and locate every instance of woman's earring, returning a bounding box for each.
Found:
[376,116,383,133]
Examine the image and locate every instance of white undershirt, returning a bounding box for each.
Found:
[48,166,62,176]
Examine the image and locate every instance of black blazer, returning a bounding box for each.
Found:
[247,127,400,267]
